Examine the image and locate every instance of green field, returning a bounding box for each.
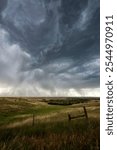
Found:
[0,97,100,150]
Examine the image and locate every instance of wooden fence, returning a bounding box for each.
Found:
[68,106,88,121]
[32,106,88,126]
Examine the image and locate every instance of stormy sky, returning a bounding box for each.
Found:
[0,0,100,97]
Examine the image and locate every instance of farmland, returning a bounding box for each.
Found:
[0,97,100,150]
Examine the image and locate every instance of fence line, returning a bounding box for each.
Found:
[32,114,35,126]
[32,106,88,126]
[68,106,88,121]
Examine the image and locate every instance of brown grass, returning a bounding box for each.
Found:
[0,97,100,150]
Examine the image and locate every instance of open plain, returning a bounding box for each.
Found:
[0,97,100,150]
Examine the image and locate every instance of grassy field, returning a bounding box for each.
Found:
[0,97,100,150]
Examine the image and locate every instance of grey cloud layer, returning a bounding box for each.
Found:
[0,0,100,96]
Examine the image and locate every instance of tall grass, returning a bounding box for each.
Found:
[0,118,99,150]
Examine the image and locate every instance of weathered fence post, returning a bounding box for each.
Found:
[32,114,35,126]
[83,106,88,120]
[68,113,71,121]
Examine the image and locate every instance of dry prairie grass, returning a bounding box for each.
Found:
[0,97,100,150]
[0,119,100,150]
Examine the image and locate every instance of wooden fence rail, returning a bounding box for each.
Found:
[68,106,88,121]
[32,106,88,126]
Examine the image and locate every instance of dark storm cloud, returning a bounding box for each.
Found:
[0,0,100,96]
[0,0,7,12]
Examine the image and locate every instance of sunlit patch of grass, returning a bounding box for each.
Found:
[0,98,65,126]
